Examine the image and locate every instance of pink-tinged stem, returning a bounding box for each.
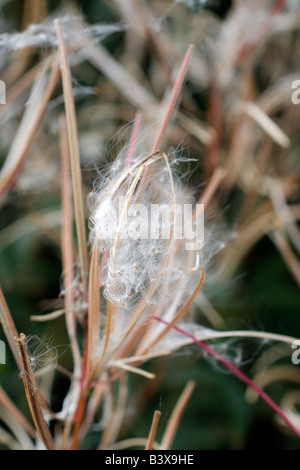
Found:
[153,316,300,439]
[125,111,143,169]
[137,45,194,193]
[151,45,194,153]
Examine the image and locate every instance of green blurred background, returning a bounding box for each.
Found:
[0,0,300,450]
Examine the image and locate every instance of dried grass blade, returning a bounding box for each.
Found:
[30,310,66,322]
[0,62,59,200]
[16,334,56,450]
[151,45,194,152]
[86,240,100,384]
[110,361,155,379]
[145,410,161,450]
[243,102,290,148]
[60,113,81,368]
[55,18,89,289]
[161,381,195,450]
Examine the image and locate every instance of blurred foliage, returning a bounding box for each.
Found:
[0,0,300,450]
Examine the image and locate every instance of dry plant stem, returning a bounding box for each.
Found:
[30,309,66,322]
[188,330,298,346]
[155,318,300,439]
[151,45,194,152]
[110,361,155,379]
[145,410,161,450]
[83,40,208,148]
[70,386,88,450]
[161,381,195,450]
[86,240,100,384]
[0,387,35,439]
[243,102,290,148]
[0,63,60,199]
[81,382,105,439]
[138,45,194,189]
[70,338,89,450]
[99,376,128,449]
[60,114,81,368]
[126,111,143,168]
[16,334,56,450]
[55,18,89,289]
[99,384,114,449]
[0,287,19,363]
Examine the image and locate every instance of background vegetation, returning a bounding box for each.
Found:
[0,0,300,449]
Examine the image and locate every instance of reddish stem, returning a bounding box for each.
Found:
[153,316,300,439]
[126,111,143,169]
[70,322,89,449]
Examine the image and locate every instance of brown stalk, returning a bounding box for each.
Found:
[137,45,194,189]
[145,410,161,450]
[98,376,128,449]
[160,381,195,450]
[151,45,194,152]
[125,111,143,169]
[81,39,208,146]
[0,63,60,200]
[55,18,89,290]
[81,382,105,440]
[60,114,81,369]
[86,240,101,384]
[16,334,56,450]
